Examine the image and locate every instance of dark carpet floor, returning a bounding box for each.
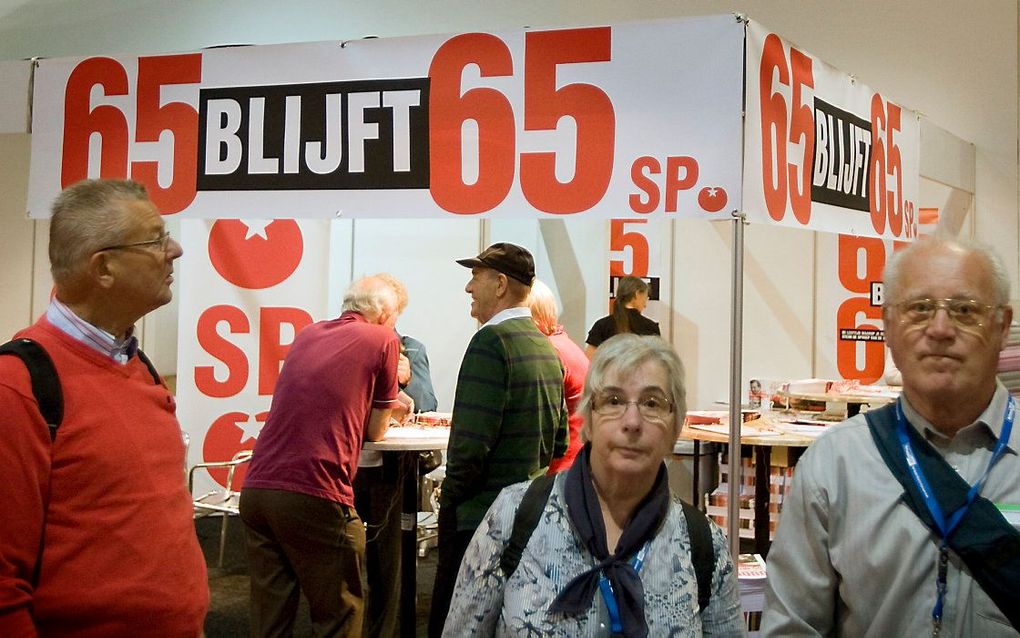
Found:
[197,517,436,637]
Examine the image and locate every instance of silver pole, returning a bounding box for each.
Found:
[727,211,746,560]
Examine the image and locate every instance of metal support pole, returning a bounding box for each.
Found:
[727,211,746,560]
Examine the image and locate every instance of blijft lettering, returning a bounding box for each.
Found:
[811,99,872,211]
[870,281,883,306]
[197,78,429,190]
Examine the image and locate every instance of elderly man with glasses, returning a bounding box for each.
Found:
[0,179,208,635]
[763,236,1019,636]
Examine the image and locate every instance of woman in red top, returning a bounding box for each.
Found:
[528,280,590,472]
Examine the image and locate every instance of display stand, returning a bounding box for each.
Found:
[726,212,746,559]
[681,421,813,554]
[363,427,449,638]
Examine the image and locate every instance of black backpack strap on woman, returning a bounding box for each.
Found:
[499,474,715,612]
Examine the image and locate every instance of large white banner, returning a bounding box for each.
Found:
[28,15,744,221]
[743,21,920,240]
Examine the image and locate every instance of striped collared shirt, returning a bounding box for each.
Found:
[46,298,139,364]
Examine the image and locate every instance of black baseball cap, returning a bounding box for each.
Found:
[456,242,535,286]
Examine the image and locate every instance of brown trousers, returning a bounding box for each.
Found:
[239,488,366,638]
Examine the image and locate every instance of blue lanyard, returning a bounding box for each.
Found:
[598,541,650,634]
[894,396,1014,634]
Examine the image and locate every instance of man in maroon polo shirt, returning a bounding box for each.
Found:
[239,274,410,637]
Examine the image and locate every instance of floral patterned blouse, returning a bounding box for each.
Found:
[443,473,745,637]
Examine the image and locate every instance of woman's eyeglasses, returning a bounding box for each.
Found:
[593,392,673,422]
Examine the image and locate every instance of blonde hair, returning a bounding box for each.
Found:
[526,279,559,336]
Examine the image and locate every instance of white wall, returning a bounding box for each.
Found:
[0,61,35,341]
[348,219,481,412]
[0,1,1015,410]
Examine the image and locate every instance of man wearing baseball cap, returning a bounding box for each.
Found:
[428,243,568,636]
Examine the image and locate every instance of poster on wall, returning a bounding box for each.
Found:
[815,233,909,384]
[27,15,743,221]
[743,21,920,240]
[176,218,332,491]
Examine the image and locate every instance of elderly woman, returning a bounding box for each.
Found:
[442,334,743,637]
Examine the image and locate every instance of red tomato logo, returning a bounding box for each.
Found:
[209,220,303,289]
[698,186,728,213]
[200,410,266,487]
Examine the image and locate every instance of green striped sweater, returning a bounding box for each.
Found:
[441,317,568,531]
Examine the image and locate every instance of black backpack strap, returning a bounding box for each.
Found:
[135,347,162,385]
[681,500,715,613]
[0,338,62,439]
[500,474,556,578]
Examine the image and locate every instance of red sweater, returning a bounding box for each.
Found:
[547,328,590,473]
[0,318,208,636]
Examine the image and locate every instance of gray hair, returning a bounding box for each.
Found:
[49,179,150,285]
[579,334,687,442]
[883,236,1011,306]
[341,275,399,321]
[373,272,408,313]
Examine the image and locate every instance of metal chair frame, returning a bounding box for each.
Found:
[189,449,253,568]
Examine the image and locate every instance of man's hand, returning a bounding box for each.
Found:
[393,391,415,424]
[397,353,412,386]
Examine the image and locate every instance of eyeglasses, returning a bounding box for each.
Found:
[98,231,172,254]
[894,298,1002,329]
[593,392,673,422]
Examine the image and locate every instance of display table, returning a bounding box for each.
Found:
[772,386,898,418]
[681,386,899,553]
[363,424,449,638]
[679,419,815,554]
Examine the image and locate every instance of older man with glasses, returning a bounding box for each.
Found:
[763,236,1019,636]
[0,179,207,635]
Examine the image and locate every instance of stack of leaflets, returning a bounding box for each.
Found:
[737,553,767,635]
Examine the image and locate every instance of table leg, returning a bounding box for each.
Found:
[692,440,701,509]
[754,445,771,555]
[399,452,418,638]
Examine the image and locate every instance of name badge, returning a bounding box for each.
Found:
[995,503,1020,530]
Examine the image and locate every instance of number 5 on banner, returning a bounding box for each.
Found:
[869,95,910,237]
[429,27,616,215]
[61,54,202,214]
[609,219,649,277]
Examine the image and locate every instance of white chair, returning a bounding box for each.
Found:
[417,464,444,557]
[189,449,253,568]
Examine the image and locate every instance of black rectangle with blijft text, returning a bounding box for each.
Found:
[196,78,430,190]
[810,98,872,212]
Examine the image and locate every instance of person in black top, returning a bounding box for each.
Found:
[585,275,660,358]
